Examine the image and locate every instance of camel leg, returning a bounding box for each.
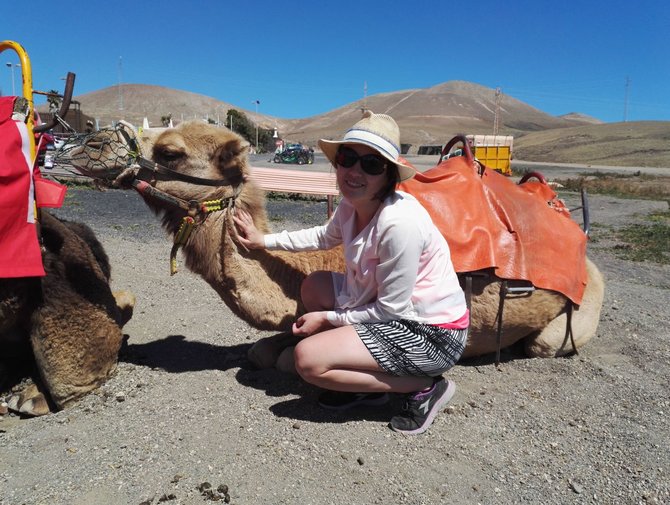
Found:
[247,332,301,369]
[525,258,605,357]
[113,290,136,327]
[7,382,51,417]
[276,346,298,375]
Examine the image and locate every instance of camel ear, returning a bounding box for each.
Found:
[215,138,250,182]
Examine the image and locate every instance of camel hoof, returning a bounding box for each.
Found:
[113,290,136,327]
[247,338,281,369]
[247,332,300,369]
[7,384,51,417]
[276,346,298,375]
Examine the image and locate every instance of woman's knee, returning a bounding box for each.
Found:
[293,339,321,382]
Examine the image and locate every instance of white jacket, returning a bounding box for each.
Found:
[264,191,467,327]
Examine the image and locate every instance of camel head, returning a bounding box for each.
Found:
[61,121,268,234]
[145,121,251,200]
[133,122,272,237]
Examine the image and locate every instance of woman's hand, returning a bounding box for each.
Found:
[292,311,333,337]
[232,208,265,249]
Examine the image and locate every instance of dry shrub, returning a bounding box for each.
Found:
[556,174,670,200]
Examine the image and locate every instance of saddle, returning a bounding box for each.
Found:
[399,154,587,305]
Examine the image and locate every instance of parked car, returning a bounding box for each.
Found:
[273,144,314,165]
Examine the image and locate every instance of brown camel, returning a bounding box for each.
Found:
[62,121,604,372]
[0,212,135,416]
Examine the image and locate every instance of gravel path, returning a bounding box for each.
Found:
[1,187,669,505]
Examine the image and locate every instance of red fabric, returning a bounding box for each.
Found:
[400,157,587,305]
[34,169,67,208]
[0,96,46,278]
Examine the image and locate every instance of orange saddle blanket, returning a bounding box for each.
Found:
[399,156,587,305]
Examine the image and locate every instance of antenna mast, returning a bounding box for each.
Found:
[493,87,502,135]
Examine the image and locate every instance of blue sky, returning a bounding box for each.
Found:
[2,0,668,122]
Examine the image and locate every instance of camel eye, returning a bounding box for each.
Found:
[155,147,185,163]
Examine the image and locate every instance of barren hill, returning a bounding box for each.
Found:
[515,121,670,168]
[72,84,241,128]
[70,81,589,145]
[59,81,669,167]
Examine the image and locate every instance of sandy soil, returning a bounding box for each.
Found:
[1,185,669,505]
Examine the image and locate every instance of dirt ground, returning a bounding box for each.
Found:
[1,182,669,505]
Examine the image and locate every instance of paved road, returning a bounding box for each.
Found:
[47,151,667,182]
[512,160,669,179]
[251,153,668,178]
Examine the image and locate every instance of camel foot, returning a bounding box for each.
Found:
[276,346,298,375]
[247,332,300,369]
[113,290,136,327]
[525,258,604,357]
[7,383,51,417]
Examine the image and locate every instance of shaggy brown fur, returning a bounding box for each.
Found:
[0,211,134,416]
[71,121,604,369]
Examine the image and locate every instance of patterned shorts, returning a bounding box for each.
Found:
[354,319,468,377]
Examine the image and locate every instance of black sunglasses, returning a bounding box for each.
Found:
[335,146,387,175]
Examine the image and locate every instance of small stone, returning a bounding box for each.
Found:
[115,392,126,402]
[357,456,364,465]
[292,422,301,429]
[569,480,584,494]
[445,405,456,414]
[0,402,8,415]
[217,484,229,494]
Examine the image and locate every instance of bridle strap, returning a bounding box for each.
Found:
[131,179,241,217]
[135,157,232,187]
[116,123,235,187]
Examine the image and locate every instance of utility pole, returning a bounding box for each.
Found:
[118,56,124,111]
[363,81,368,113]
[6,62,20,96]
[623,76,630,122]
[493,87,502,135]
[253,100,260,150]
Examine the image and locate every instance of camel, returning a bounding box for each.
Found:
[0,212,135,416]
[62,121,604,373]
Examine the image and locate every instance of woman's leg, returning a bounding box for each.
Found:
[294,326,432,394]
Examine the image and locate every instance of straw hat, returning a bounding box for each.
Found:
[318,111,416,181]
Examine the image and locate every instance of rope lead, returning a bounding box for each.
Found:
[170,216,195,275]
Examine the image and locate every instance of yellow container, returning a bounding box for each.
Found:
[467,135,513,176]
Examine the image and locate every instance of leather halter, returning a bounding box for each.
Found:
[134,156,234,187]
[123,152,243,275]
[115,125,244,274]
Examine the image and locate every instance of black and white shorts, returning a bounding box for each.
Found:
[354,319,468,377]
